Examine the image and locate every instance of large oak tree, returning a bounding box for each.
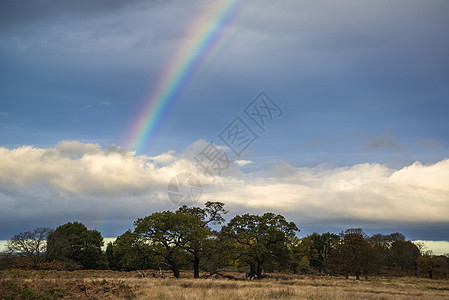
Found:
[134,211,208,278]
[221,213,298,279]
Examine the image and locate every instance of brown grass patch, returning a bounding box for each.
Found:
[0,277,135,299]
[1,270,449,299]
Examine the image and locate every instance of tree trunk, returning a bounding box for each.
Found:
[429,270,433,279]
[355,272,360,280]
[168,258,180,278]
[193,255,200,279]
[248,263,256,279]
[256,263,262,279]
[345,274,349,279]
[173,267,180,279]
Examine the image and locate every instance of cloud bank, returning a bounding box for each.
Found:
[0,141,448,239]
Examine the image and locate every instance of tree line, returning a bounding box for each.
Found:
[2,202,448,279]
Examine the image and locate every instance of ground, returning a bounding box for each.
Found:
[1,270,448,299]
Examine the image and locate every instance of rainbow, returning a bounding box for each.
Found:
[125,0,242,154]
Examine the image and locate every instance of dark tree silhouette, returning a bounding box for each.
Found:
[329,232,379,279]
[46,222,106,269]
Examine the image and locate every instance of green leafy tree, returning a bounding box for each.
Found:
[329,232,380,279]
[6,227,52,268]
[297,256,312,275]
[289,236,318,274]
[134,211,204,278]
[178,201,228,228]
[308,232,340,273]
[106,230,155,271]
[177,201,228,278]
[221,213,299,279]
[46,222,107,269]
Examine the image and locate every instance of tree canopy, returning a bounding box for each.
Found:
[46,222,106,269]
[3,203,446,280]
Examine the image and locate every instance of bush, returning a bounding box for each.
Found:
[37,260,83,271]
[0,254,33,270]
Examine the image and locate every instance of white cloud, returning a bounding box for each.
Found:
[0,141,448,237]
[414,240,449,256]
[234,160,253,166]
[0,143,177,196]
[149,150,176,164]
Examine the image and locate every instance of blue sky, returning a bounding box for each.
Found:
[0,0,448,248]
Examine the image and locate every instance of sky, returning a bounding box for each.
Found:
[0,0,448,252]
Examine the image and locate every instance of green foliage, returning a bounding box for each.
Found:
[297,256,311,275]
[106,230,156,271]
[4,203,429,280]
[221,213,299,278]
[289,236,318,274]
[178,201,228,229]
[134,210,205,278]
[177,201,228,277]
[46,222,107,269]
[307,232,340,273]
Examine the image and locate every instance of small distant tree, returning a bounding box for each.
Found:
[417,255,449,279]
[6,227,52,268]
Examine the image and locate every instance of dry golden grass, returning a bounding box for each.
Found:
[129,276,449,300]
[1,270,448,299]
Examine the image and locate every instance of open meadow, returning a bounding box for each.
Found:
[1,270,449,300]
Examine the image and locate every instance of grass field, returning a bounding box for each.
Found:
[1,270,449,299]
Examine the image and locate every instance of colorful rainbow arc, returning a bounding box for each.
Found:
[126,1,241,154]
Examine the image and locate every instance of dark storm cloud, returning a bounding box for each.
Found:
[0,0,158,29]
